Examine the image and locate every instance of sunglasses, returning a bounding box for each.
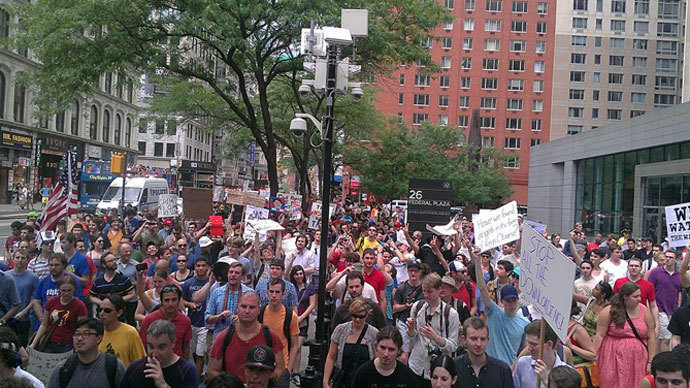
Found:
[351,313,367,320]
[97,307,114,314]
[177,260,187,264]
[178,244,187,248]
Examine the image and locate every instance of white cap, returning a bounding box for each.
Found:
[215,256,238,267]
[199,236,213,248]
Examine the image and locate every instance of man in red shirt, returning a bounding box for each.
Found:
[450,261,477,316]
[362,248,386,311]
[614,256,660,331]
[139,285,192,360]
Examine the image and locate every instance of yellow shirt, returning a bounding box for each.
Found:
[99,322,147,366]
[356,237,381,255]
[262,306,299,365]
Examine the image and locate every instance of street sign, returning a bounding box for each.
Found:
[407,179,452,237]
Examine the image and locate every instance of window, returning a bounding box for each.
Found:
[656,41,678,55]
[632,39,648,50]
[608,91,623,102]
[593,72,600,83]
[398,94,404,106]
[465,0,476,10]
[631,110,646,118]
[461,57,472,69]
[438,95,450,107]
[571,35,587,46]
[0,72,4,118]
[535,41,546,53]
[485,19,501,31]
[511,20,527,32]
[655,76,676,90]
[593,90,600,100]
[461,77,471,89]
[167,119,176,135]
[607,109,622,120]
[139,118,147,133]
[138,142,146,154]
[631,93,646,103]
[534,61,545,73]
[572,18,587,29]
[484,39,500,51]
[610,38,624,49]
[13,84,25,123]
[438,114,449,126]
[445,0,455,9]
[486,0,502,12]
[635,0,649,14]
[464,18,475,31]
[114,114,121,145]
[481,78,498,90]
[154,143,164,156]
[594,54,601,64]
[633,57,647,68]
[102,110,110,142]
[596,19,603,30]
[505,137,521,149]
[508,79,524,91]
[537,2,548,13]
[459,96,470,107]
[125,118,132,148]
[413,94,430,106]
[610,20,625,32]
[611,0,626,12]
[573,0,588,10]
[443,21,454,30]
[533,80,544,92]
[0,8,8,39]
[506,98,523,110]
[595,36,602,47]
[570,71,585,82]
[654,94,676,106]
[397,113,404,124]
[506,118,522,130]
[533,99,543,112]
[609,55,624,66]
[481,116,496,128]
[399,74,405,85]
[536,22,547,33]
[512,1,528,12]
[459,115,469,127]
[597,0,603,11]
[634,21,648,33]
[531,139,542,146]
[441,37,453,49]
[89,106,98,140]
[569,107,584,117]
[531,119,542,131]
[509,60,524,72]
[608,73,623,84]
[163,143,175,157]
[656,58,677,73]
[481,97,497,109]
[441,57,451,69]
[567,125,583,135]
[657,23,679,37]
[412,113,429,124]
[658,0,680,18]
[155,119,164,134]
[571,53,586,64]
[104,73,113,94]
[510,40,526,52]
[414,74,431,87]
[569,89,585,100]
[421,37,432,48]
[632,75,646,85]
[70,100,79,136]
[505,156,520,169]
[463,38,473,50]
[440,76,450,88]
[592,108,599,118]
[483,58,499,70]
[482,136,495,148]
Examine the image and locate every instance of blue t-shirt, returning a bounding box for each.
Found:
[4,270,38,321]
[181,276,209,327]
[485,301,529,365]
[121,356,198,388]
[33,275,84,308]
[68,252,91,278]
[0,272,20,316]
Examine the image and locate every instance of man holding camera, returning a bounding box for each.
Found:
[392,260,424,363]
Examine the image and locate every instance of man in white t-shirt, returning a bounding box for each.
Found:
[599,246,627,287]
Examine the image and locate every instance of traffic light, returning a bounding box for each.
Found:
[111,153,125,174]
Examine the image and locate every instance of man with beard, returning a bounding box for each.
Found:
[97,294,146,367]
[90,252,135,318]
[181,256,211,376]
[139,285,192,360]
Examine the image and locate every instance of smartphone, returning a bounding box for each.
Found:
[353,262,363,273]
[135,263,148,272]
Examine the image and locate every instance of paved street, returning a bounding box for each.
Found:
[0,204,31,257]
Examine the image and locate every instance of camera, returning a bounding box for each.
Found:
[290,118,307,136]
[350,86,363,101]
[298,83,311,99]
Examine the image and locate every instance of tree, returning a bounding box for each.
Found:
[343,122,513,206]
[11,0,451,196]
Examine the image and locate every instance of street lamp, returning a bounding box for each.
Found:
[293,11,367,388]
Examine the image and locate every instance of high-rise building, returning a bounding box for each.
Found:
[550,0,687,139]
[374,0,556,205]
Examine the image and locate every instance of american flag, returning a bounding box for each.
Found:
[41,151,79,231]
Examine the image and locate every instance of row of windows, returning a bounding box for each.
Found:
[403,94,545,111]
[139,119,212,145]
[571,31,679,51]
[569,71,677,87]
[406,75,545,92]
[463,18,548,33]
[459,58,547,72]
[569,51,678,67]
[408,112,544,132]
[566,103,667,123]
[462,0,549,14]
[481,136,542,148]
[87,105,133,147]
[137,141,211,161]
[571,0,679,19]
[571,17,680,34]
[432,37,548,53]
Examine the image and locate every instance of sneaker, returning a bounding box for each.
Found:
[291,374,301,387]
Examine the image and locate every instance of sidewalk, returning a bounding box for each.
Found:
[0,203,32,220]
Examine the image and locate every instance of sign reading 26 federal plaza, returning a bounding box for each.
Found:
[407,179,452,236]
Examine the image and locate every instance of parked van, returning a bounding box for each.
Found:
[97,177,169,213]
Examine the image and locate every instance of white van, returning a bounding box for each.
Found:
[97,177,169,213]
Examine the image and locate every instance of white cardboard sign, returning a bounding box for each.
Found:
[27,348,72,385]
[519,224,576,342]
[665,201,690,247]
[244,205,270,240]
[158,194,178,218]
[472,201,520,251]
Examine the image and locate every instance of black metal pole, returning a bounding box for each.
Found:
[120,152,126,218]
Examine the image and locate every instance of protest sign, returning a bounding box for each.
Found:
[425,216,460,236]
[472,201,520,251]
[408,179,452,238]
[665,201,690,247]
[226,190,267,207]
[27,348,72,385]
[244,205,270,240]
[308,202,337,229]
[182,187,213,219]
[524,219,547,234]
[282,237,297,255]
[158,194,178,218]
[285,194,302,220]
[519,224,576,342]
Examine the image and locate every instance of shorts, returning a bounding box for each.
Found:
[397,319,411,353]
[659,312,672,340]
[299,322,309,337]
[191,326,208,357]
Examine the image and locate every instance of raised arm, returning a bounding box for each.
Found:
[568,231,583,266]
[465,238,493,310]
[680,243,690,288]
[403,224,419,254]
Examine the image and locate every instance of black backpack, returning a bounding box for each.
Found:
[258,304,293,351]
[221,323,273,372]
[59,352,118,388]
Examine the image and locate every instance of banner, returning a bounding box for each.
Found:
[182,187,213,219]
[524,219,547,234]
[519,224,576,342]
[472,201,520,251]
[665,201,690,247]
[27,348,72,385]
[244,205,270,240]
[308,201,337,229]
[158,194,178,218]
[226,190,267,207]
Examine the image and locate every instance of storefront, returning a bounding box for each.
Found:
[0,128,33,204]
[179,160,215,189]
[36,134,70,189]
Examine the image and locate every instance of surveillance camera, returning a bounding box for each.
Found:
[350,87,363,101]
[290,118,307,136]
[298,84,311,99]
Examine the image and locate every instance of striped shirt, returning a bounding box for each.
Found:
[27,255,50,279]
[205,283,253,339]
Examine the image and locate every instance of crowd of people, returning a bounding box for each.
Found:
[0,204,689,388]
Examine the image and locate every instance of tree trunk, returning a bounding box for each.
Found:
[264,146,279,196]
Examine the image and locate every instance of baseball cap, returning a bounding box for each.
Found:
[449,261,466,273]
[394,221,402,227]
[244,345,276,370]
[199,236,213,248]
[407,260,422,270]
[500,285,519,302]
[27,211,39,218]
[162,218,174,227]
[441,275,457,290]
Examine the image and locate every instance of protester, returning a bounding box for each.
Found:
[0,327,42,388]
[27,233,53,279]
[512,320,571,388]
[181,256,211,376]
[564,300,596,362]
[351,327,421,388]
[31,276,87,353]
[3,252,32,345]
[289,264,316,381]
[139,285,192,360]
[547,366,582,388]
[639,350,690,388]
[97,294,146,367]
[206,261,253,339]
[331,272,387,330]
[255,258,298,309]
[573,280,613,337]
[90,251,135,312]
[392,259,424,361]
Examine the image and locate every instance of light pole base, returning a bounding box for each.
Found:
[300,365,322,388]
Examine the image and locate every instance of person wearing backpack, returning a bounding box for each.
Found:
[47,318,125,388]
[207,291,285,384]
[258,278,299,388]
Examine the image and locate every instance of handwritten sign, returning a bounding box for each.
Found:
[227,191,267,207]
[471,201,520,251]
[519,224,576,342]
[158,194,178,218]
[665,201,690,247]
[309,201,337,230]
[27,348,72,385]
[244,205,270,240]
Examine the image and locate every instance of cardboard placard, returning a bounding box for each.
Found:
[27,348,72,385]
[665,201,690,247]
[308,201,337,229]
[519,224,576,342]
[158,194,178,219]
[226,190,267,207]
[182,187,213,219]
[472,201,520,251]
[244,205,270,240]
